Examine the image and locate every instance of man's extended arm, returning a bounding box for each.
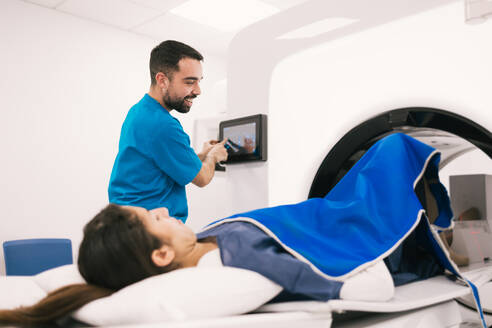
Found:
[192,139,228,187]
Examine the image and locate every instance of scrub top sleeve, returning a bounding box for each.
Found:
[149,120,202,186]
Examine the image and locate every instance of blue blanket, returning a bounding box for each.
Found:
[198,133,485,326]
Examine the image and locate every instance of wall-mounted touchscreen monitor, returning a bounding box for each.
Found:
[219,114,267,164]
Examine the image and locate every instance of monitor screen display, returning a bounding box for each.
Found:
[219,114,267,164]
[223,122,257,156]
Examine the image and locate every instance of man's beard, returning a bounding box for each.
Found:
[163,94,194,113]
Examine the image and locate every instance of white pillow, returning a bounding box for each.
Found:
[33,264,85,292]
[74,266,282,326]
[0,276,47,309]
[24,253,281,326]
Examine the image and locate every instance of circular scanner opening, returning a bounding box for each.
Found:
[308,107,492,199]
[309,107,492,313]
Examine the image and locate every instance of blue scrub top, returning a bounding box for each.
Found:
[108,94,202,222]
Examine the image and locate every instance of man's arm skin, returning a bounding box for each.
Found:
[192,139,228,187]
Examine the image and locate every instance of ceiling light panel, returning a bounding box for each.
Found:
[170,0,280,32]
[57,0,160,30]
[23,0,66,8]
[278,17,358,39]
[127,0,186,12]
[261,0,309,11]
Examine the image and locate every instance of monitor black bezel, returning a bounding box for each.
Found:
[219,114,267,164]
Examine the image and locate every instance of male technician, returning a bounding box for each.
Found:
[108,40,228,222]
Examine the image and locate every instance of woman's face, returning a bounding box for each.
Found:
[124,206,197,259]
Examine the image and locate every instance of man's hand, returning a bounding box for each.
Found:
[207,139,228,163]
[192,139,228,188]
[197,139,218,161]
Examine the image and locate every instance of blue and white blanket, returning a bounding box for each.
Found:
[197,133,485,326]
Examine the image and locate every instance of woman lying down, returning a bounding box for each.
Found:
[0,133,469,325]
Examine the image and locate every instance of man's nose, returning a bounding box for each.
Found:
[193,83,201,96]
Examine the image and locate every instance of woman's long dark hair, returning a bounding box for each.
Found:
[0,284,111,325]
[0,204,174,325]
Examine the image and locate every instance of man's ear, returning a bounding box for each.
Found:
[156,72,170,91]
[151,245,175,267]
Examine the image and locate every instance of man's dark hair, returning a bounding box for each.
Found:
[149,40,203,85]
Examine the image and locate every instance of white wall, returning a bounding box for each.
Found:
[0,0,226,274]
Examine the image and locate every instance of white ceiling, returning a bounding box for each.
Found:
[21,0,309,57]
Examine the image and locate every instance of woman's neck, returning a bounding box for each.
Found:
[180,238,217,268]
